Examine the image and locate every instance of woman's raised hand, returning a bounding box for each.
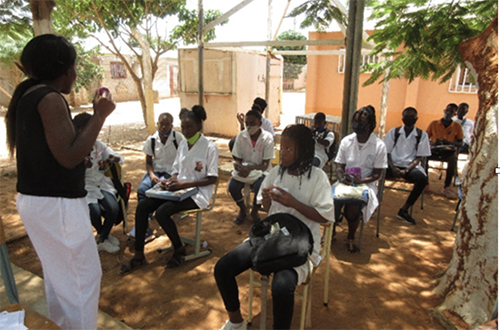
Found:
[93,88,116,120]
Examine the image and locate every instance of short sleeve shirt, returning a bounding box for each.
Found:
[314,130,335,168]
[232,129,275,173]
[426,120,464,143]
[384,127,431,168]
[453,117,474,145]
[143,130,185,174]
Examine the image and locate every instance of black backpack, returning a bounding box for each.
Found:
[151,131,178,157]
[322,129,338,161]
[393,126,423,150]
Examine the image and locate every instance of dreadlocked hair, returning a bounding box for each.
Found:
[279,124,315,180]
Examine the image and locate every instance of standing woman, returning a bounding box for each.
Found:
[5,34,116,329]
[120,105,219,274]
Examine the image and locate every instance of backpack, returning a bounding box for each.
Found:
[104,163,132,226]
[393,126,422,150]
[151,131,178,157]
[322,129,338,161]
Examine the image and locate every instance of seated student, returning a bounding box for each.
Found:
[229,97,275,152]
[334,105,387,253]
[453,102,474,154]
[214,124,334,330]
[120,105,219,274]
[230,109,274,224]
[129,112,185,242]
[73,112,124,254]
[426,103,463,199]
[311,112,335,168]
[383,107,431,225]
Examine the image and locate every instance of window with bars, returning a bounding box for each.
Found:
[110,61,127,79]
[338,50,382,73]
[448,66,477,94]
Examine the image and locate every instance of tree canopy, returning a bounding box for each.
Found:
[274,30,307,80]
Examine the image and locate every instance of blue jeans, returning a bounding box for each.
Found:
[214,240,298,329]
[88,190,119,241]
[228,175,265,207]
[137,171,170,203]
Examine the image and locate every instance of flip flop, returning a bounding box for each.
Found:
[346,239,360,254]
[119,257,148,276]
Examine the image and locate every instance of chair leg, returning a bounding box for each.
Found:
[184,213,211,261]
[300,282,309,330]
[260,275,269,330]
[358,220,365,250]
[248,270,255,325]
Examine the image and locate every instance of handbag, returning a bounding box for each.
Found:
[331,182,369,203]
[249,213,313,275]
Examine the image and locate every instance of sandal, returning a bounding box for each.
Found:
[165,247,187,269]
[119,257,148,276]
[345,239,360,254]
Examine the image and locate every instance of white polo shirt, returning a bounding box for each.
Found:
[314,130,335,168]
[232,128,275,173]
[261,117,275,137]
[143,130,185,174]
[384,126,431,169]
[453,117,474,145]
[172,134,219,209]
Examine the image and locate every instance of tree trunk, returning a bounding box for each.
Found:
[132,28,156,135]
[29,0,55,35]
[433,16,498,327]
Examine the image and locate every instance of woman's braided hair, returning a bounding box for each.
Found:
[279,124,315,180]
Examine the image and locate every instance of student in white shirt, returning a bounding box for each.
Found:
[453,102,474,154]
[334,105,387,253]
[215,124,334,330]
[384,107,431,225]
[129,112,185,241]
[120,105,219,275]
[230,109,275,224]
[311,112,335,169]
[74,112,124,254]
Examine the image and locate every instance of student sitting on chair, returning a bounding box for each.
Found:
[334,105,387,253]
[120,105,218,275]
[426,103,463,199]
[73,112,124,254]
[129,112,185,242]
[214,124,334,330]
[453,102,474,154]
[383,107,431,225]
[230,109,274,224]
[311,112,335,169]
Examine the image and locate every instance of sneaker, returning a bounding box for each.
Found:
[107,234,120,246]
[97,239,120,254]
[397,209,416,225]
[441,187,458,200]
[144,228,156,244]
[128,226,136,238]
[219,320,247,330]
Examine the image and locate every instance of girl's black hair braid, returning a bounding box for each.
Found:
[279,124,315,180]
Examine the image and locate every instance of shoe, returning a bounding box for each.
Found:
[441,187,458,200]
[107,234,120,246]
[397,209,416,225]
[144,228,156,243]
[128,226,136,238]
[219,320,247,330]
[97,239,120,254]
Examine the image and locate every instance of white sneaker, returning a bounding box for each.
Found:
[219,320,247,330]
[128,226,136,238]
[97,239,120,254]
[107,234,120,246]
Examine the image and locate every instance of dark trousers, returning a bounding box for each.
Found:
[228,176,265,207]
[214,240,298,330]
[428,149,457,188]
[134,197,198,252]
[386,167,428,207]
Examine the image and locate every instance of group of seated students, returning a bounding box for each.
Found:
[74,99,472,329]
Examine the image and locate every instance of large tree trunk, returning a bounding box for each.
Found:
[132,29,156,135]
[433,16,498,327]
[29,0,55,35]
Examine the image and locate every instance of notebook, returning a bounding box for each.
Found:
[145,184,198,201]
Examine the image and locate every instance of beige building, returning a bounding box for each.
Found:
[178,47,283,137]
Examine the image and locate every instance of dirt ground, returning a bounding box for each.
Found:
[0,123,470,330]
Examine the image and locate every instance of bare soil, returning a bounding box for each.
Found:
[0,124,470,330]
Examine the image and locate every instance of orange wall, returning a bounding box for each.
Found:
[305,32,478,136]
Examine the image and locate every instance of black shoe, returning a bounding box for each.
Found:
[397,209,416,225]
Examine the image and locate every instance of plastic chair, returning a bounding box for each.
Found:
[157,176,219,262]
[247,223,333,330]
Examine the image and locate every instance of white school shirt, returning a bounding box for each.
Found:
[453,117,474,145]
[143,130,185,174]
[85,140,125,204]
[335,132,387,224]
[313,129,335,168]
[384,126,431,173]
[256,166,335,285]
[261,117,275,137]
[232,129,275,173]
[172,134,219,209]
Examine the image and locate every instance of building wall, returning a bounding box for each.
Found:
[179,48,282,137]
[306,31,478,135]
